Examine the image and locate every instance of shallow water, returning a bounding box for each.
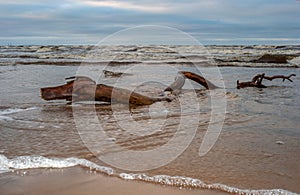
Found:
[0,45,299,194]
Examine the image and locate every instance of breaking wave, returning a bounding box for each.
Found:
[0,45,299,67]
[0,155,297,195]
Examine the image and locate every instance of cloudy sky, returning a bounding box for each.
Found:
[0,0,299,45]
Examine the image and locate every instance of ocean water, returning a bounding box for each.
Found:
[0,45,299,194]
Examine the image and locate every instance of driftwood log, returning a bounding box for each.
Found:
[164,71,219,92]
[41,71,218,105]
[180,71,219,90]
[41,76,172,105]
[237,73,296,89]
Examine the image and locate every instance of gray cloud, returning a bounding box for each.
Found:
[0,0,299,45]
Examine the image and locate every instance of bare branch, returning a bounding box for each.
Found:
[262,74,296,82]
[237,73,296,89]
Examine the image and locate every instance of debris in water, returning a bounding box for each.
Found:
[275,141,284,145]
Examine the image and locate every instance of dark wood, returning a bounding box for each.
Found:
[237,73,296,89]
[262,74,296,82]
[164,71,219,93]
[103,70,132,77]
[179,71,219,89]
[41,71,219,105]
[41,76,171,105]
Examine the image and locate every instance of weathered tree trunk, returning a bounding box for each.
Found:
[41,76,95,101]
[41,76,171,105]
[41,71,219,105]
[237,73,296,89]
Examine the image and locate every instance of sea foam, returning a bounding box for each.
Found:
[0,107,37,121]
[0,155,113,175]
[0,155,297,195]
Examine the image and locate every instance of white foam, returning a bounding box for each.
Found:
[119,173,298,195]
[0,155,297,195]
[0,107,37,115]
[0,115,13,121]
[0,155,113,175]
[0,107,37,121]
[289,56,300,66]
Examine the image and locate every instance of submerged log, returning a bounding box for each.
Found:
[41,76,171,105]
[103,70,132,77]
[237,73,296,89]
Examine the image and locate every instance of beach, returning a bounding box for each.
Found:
[0,45,299,194]
[0,166,228,195]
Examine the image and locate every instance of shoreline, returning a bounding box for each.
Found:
[0,166,228,195]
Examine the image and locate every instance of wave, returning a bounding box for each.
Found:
[0,59,295,68]
[216,62,298,68]
[0,107,37,115]
[0,107,37,121]
[120,173,296,195]
[214,54,298,64]
[0,155,113,175]
[0,45,299,68]
[10,60,141,66]
[0,155,297,195]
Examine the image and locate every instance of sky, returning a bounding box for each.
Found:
[0,0,299,45]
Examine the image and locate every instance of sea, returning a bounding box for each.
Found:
[0,45,299,194]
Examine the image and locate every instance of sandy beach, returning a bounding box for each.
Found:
[0,166,227,195]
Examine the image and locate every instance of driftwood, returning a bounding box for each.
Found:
[164,71,219,92]
[237,73,296,89]
[41,76,171,105]
[164,73,186,92]
[180,71,219,90]
[103,70,132,77]
[41,71,218,105]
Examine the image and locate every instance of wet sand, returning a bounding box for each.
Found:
[0,166,227,195]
